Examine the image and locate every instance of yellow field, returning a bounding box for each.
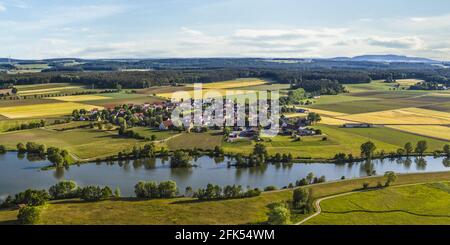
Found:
[18,86,82,95]
[0,102,103,119]
[338,107,450,125]
[395,79,423,86]
[301,108,349,117]
[157,89,258,100]
[319,116,356,125]
[387,125,450,141]
[187,78,268,89]
[50,95,109,102]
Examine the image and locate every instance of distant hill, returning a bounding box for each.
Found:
[332,55,440,63]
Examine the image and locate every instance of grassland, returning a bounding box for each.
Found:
[0,102,102,119]
[0,127,143,160]
[130,127,180,140]
[223,125,448,158]
[165,131,223,150]
[305,182,450,225]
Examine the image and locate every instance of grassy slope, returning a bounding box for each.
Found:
[305,182,450,225]
[1,171,449,225]
[0,127,143,159]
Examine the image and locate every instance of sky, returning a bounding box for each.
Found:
[1,0,450,60]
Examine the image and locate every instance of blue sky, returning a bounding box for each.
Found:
[1,0,450,59]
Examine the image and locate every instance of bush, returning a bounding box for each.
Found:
[16,143,26,153]
[170,150,193,168]
[134,180,178,199]
[0,145,6,154]
[293,188,313,214]
[0,195,14,208]
[267,203,291,225]
[80,186,112,201]
[158,180,178,198]
[14,189,50,206]
[17,206,41,224]
[49,181,78,199]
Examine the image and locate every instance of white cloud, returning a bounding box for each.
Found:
[0,3,6,12]
[365,36,425,50]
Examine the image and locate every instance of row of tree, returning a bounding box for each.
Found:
[192,184,261,200]
[16,142,73,167]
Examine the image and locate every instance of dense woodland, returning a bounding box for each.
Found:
[1,58,450,94]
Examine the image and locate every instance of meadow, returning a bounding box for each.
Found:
[223,125,448,159]
[0,127,143,160]
[165,131,224,150]
[305,182,450,225]
[130,127,180,141]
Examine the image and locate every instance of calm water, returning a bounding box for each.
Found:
[0,152,449,198]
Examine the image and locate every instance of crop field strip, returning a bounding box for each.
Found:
[49,95,110,102]
[385,125,450,141]
[0,102,103,119]
[337,107,450,125]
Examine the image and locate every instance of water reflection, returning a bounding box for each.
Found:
[443,158,450,167]
[415,157,427,170]
[1,152,450,197]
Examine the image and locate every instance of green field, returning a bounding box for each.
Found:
[0,127,143,160]
[305,182,450,225]
[130,127,180,140]
[166,131,223,150]
[223,125,447,159]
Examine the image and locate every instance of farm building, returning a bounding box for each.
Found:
[343,123,373,128]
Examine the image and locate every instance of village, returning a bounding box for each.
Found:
[72,98,325,142]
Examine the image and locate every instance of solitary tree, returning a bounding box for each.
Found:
[253,143,268,160]
[360,141,376,159]
[444,144,450,157]
[384,171,397,187]
[415,141,428,156]
[307,112,321,125]
[404,142,413,156]
[306,172,315,184]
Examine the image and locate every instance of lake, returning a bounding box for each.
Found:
[0,152,449,198]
